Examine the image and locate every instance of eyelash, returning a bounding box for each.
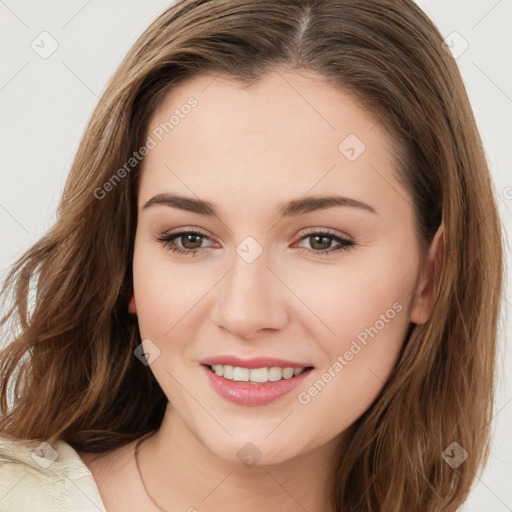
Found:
[155,228,355,258]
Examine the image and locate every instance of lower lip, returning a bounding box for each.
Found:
[201,365,313,406]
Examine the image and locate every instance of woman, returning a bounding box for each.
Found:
[0,0,504,511]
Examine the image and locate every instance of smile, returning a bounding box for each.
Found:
[207,364,311,384]
[201,364,314,406]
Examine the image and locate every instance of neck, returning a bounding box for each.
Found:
[137,404,342,512]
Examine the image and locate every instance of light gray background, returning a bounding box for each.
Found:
[0,1,510,510]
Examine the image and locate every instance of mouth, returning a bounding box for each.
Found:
[203,363,315,384]
[201,363,315,406]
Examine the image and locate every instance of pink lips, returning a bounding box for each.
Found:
[200,358,314,407]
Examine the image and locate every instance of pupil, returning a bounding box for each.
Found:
[183,234,202,249]
[310,235,330,250]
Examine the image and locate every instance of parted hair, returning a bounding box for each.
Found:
[0,1,504,510]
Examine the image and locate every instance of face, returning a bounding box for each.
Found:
[129,69,437,465]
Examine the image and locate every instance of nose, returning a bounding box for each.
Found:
[210,249,290,340]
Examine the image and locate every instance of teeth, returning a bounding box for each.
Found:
[233,366,249,381]
[249,367,269,383]
[211,364,307,383]
[223,365,233,379]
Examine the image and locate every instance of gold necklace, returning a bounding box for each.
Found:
[134,431,169,512]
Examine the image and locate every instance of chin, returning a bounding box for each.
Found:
[197,428,309,468]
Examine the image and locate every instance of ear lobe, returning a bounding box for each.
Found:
[410,224,445,325]
[128,291,137,315]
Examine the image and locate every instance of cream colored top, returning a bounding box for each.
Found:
[0,434,106,512]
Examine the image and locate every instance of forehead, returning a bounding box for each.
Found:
[144,69,384,158]
[137,69,407,220]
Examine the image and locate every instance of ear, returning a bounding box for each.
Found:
[410,224,445,325]
[128,290,137,315]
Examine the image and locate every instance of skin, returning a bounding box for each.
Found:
[79,68,443,512]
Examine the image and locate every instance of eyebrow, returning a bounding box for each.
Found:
[142,193,377,218]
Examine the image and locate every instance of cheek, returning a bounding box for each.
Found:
[295,246,417,347]
[132,244,167,335]
[294,303,410,443]
[131,240,205,339]
[293,251,416,434]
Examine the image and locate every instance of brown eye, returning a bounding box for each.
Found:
[155,228,355,258]
[308,234,334,251]
[295,230,355,257]
[178,233,204,250]
[156,229,214,256]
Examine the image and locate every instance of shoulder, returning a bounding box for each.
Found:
[76,438,147,511]
[0,432,106,512]
[77,437,154,512]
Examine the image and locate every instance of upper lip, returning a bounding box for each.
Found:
[200,355,314,369]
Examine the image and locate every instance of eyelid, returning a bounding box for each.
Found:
[297,226,353,241]
[156,227,218,246]
[157,226,214,239]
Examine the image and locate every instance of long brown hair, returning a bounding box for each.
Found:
[0,1,504,510]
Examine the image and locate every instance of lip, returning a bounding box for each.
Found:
[200,355,312,369]
[201,364,314,406]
